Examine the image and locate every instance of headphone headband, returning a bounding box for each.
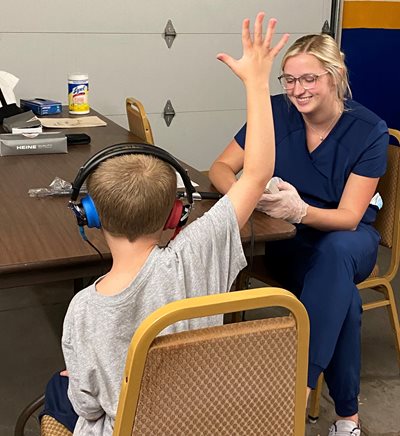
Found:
[70,142,197,203]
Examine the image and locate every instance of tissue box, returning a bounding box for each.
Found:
[20,98,62,116]
[0,132,67,156]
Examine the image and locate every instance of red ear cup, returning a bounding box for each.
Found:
[164,200,184,230]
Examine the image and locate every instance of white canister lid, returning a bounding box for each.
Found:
[68,73,88,81]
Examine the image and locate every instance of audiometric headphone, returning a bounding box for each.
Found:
[69,142,197,239]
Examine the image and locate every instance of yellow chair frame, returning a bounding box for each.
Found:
[114,287,309,436]
[126,97,154,144]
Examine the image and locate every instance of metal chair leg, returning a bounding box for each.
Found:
[383,283,400,370]
[308,374,323,423]
[14,394,45,436]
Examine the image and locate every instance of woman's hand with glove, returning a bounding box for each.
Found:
[256,180,308,223]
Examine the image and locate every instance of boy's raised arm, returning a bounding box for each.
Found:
[217,12,289,228]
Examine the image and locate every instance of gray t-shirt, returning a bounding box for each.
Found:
[62,195,246,435]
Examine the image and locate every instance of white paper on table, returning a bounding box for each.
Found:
[176,171,198,188]
[40,116,107,128]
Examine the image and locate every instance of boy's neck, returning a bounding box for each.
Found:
[96,230,162,296]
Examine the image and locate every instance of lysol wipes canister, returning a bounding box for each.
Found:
[68,73,89,114]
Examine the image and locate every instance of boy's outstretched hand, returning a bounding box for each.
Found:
[216,12,289,87]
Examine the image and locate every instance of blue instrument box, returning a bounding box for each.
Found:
[20,98,62,116]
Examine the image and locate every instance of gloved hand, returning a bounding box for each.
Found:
[256,181,308,223]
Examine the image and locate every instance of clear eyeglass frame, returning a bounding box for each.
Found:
[278,71,329,90]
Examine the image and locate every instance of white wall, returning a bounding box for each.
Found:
[1,0,332,170]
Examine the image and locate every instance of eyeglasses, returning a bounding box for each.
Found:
[278,71,329,90]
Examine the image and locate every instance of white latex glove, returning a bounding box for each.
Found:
[256,181,308,224]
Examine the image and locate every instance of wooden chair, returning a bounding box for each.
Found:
[236,129,400,421]
[15,287,309,436]
[114,287,309,436]
[126,97,154,144]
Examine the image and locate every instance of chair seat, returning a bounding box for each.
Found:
[133,316,299,435]
[41,415,72,436]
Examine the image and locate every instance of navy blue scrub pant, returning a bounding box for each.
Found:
[39,372,78,432]
[264,222,380,417]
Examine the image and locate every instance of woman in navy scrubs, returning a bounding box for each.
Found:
[209,33,388,436]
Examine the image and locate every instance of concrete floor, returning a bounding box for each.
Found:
[1,247,399,435]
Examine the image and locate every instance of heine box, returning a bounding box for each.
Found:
[20,98,62,116]
[0,132,67,156]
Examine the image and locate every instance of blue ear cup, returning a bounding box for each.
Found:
[81,195,101,229]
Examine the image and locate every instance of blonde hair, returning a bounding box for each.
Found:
[281,33,352,101]
[87,154,177,242]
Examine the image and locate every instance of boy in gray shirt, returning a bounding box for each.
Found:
[41,12,289,435]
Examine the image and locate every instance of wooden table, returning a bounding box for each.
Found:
[0,108,295,289]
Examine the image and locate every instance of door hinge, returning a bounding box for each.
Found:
[322,20,331,34]
[163,19,177,49]
[163,100,175,127]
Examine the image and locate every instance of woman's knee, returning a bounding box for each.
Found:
[315,231,354,259]
[313,230,378,277]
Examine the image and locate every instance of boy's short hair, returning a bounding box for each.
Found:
[87,154,177,241]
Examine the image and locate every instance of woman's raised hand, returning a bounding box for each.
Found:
[217,12,289,87]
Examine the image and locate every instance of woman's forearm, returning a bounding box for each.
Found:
[302,174,377,231]
[302,205,361,231]
[209,161,238,194]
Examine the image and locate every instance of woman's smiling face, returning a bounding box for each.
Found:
[282,53,337,115]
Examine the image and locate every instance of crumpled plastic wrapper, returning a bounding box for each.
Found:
[28,177,87,198]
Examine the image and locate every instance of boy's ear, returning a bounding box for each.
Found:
[164,200,184,230]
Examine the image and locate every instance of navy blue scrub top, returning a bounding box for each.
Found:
[234,94,389,224]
